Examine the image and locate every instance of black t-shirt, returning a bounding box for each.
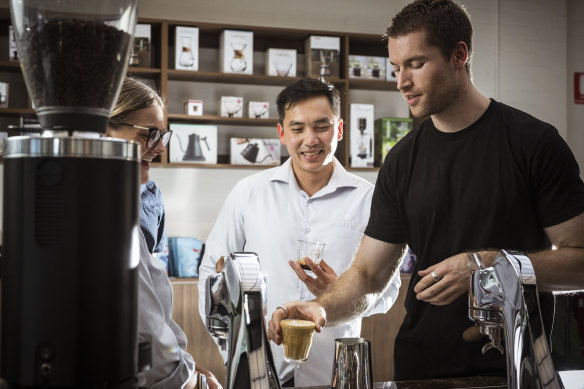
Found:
[365,99,584,380]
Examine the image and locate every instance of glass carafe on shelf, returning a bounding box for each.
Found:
[319,49,331,77]
[230,42,247,72]
[357,117,372,159]
[179,36,195,67]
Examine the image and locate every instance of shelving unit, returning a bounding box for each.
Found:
[0,12,408,170]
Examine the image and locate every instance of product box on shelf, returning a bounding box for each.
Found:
[265,48,297,77]
[348,55,367,78]
[350,104,375,168]
[169,123,217,164]
[129,24,152,68]
[386,57,397,81]
[184,99,203,116]
[248,101,269,119]
[364,56,386,80]
[374,117,413,166]
[8,26,17,61]
[220,29,253,74]
[305,35,340,78]
[230,138,281,166]
[0,82,8,108]
[175,26,199,71]
[220,96,243,118]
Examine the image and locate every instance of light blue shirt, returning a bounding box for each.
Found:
[198,157,400,386]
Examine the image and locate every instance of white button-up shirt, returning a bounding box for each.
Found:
[198,158,400,386]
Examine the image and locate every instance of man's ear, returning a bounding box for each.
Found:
[277,123,286,145]
[337,119,343,141]
[452,41,468,70]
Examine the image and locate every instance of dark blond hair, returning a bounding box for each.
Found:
[109,77,165,126]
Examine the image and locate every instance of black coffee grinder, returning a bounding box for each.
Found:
[1,1,141,388]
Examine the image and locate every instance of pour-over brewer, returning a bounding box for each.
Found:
[1,1,141,387]
[205,252,282,389]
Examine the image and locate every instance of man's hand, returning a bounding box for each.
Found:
[415,252,476,306]
[289,258,338,297]
[267,301,327,345]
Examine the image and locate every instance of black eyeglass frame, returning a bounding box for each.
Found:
[116,122,173,150]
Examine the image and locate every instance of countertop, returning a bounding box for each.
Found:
[295,376,506,389]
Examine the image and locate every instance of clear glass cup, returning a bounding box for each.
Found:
[296,240,326,271]
[280,319,316,364]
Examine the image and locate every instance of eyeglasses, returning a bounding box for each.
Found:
[117,123,173,150]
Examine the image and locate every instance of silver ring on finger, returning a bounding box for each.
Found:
[431,271,440,283]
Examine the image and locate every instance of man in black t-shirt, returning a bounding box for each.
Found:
[267,0,584,381]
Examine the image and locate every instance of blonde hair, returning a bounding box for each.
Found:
[109,77,165,126]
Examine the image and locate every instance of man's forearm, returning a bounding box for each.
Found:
[315,265,379,326]
[477,247,584,293]
[315,237,404,326]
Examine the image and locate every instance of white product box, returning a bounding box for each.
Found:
[184,99,203,116]
[365,56,386,80]
[386,57,397,81]
[305,35,341,78]
[265,48,297,77]
[8,26,17,61]
[220,30,253,74]
[350,104,375,168]
[348,55,367,79]
[0,82,9,108]
[230,138,280,166]
[175,26,199,71]
[220,96,243,118]
[169,123,217,164]
[129,24,152,68]
[248,101,269,119]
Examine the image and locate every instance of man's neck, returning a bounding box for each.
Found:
[431,83,491,133]
[292,161,334,197]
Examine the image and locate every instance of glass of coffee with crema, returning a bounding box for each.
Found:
[280,319,316,364]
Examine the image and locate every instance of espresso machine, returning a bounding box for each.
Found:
[468,250,564,389]
[1,1,141,387]
[205,252,282,389]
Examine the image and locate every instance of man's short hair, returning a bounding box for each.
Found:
[385,0,473,75]
[276,77,341,125]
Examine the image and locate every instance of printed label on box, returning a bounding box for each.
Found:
[129,24,152,68]
[220,30,253,74]
[8,26,17,61]
[175,26,199,71]
[365,56,386,80]
[230,138,280,165]
[349,55,367,78]
[0,82,8,108]
[386,57,397,81]
[248,101,269,119]
[266,48,297,77]
[305,35,340,78]
[184,99,203,116]
[169,123,217,164]
[220,96,243,118]
[350,104,375,168]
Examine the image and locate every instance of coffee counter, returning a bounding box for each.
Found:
[295,376,506,388]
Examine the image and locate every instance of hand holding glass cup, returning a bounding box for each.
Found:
[296,240,325,271]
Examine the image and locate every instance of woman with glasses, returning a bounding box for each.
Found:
[107,77,222,389]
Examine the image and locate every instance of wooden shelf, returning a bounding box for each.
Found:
[167,113,277,126]
[0,13,406,170]
[349,79,398,91]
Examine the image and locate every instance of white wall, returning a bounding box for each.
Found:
[0,0,580,241]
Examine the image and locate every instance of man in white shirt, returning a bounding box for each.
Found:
[198,77,401,386]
